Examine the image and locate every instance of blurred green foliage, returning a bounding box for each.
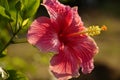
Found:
[7,70,28,80]
[0,0,40,54]
[0,0,40,79]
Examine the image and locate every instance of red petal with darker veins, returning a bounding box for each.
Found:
[27,17,60,53]
[27,0,99,79]
[50,46,81,80]
[43,0,73,31]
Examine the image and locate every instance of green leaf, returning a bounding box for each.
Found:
[22,18,29,27]
[20,0,40,19]
[0,5,11,20]
[7,70,28,80]
[0,0,9,10]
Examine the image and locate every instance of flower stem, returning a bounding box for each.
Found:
[0,27,22,54]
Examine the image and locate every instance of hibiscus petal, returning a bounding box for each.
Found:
[27,17,60,52]
[65,36,98,73]
[72,7,84,27]
[81,59,94,74]
[50,46,81,80]
[62,7,85,35]
[43,0,73,28]
[78,36,98,62]
[69,36,98,62]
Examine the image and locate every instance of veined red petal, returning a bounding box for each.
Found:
[67,36,98,74]
[81,59,94,74]
[50,35,98,79]
[69,36,98,62]
[64,7,84,34]
[50,46,81,80]
[43,0,85,36]
[27,17,60,52]
[43,0,73,29]
[72,7,84,27]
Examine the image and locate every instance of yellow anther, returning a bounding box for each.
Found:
[87,26,101,36]
[67,25,107,37]
[86,25,107,36]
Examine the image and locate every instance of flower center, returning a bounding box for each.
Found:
[67,25,107,37]
[59,33,68,44]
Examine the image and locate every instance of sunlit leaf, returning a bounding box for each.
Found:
[22,18,29,27]
[20,0,40,19]
[0,0,12,21]
[0,5,11,20]
[19,18,32,33]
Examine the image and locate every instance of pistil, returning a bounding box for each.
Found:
[68,25,107,37]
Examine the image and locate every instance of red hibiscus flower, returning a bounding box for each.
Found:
[27,0,107,80]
